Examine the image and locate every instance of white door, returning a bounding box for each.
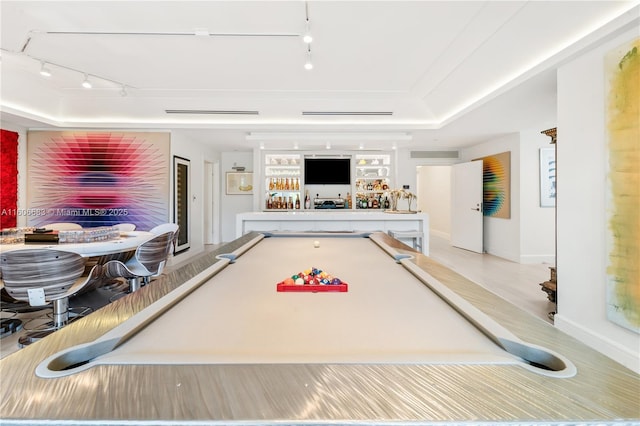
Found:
[451,161,483,253]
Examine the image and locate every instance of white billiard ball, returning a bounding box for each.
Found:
[313,240,320,248]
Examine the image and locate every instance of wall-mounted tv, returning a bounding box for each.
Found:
[304,158,351,185]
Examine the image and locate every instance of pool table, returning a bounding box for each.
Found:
[1,232,638,425]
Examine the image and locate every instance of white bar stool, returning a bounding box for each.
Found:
[388,230,424,253]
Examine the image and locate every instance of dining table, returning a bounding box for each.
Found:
[0,230,154,258]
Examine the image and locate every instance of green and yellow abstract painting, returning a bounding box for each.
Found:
[605,37,640,333]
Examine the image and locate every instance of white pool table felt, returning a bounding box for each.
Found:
[93,236,516,365]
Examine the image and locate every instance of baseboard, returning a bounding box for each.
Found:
[519,254,555,264]
[484,247,519,263]
[428,230,450,240]
[554,313,640,374]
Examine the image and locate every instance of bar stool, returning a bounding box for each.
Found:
[103,230,177,297]
[0,249,102,345]
[388,230,424,253]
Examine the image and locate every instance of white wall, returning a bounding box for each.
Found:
[170,131,219,261]
[417,166,451,239]
[220,151,254,242]
[461,134,522,262]
[459,132,556,264]
[519,129,556,264]
[555,27,639,373]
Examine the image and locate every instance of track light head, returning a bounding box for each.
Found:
[81,74,92,89]
[302,20,313,43]
[304,49,313,70]
[39,61,52,77]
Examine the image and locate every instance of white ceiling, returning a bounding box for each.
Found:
[1,1,638,151]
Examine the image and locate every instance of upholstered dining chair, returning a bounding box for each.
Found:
[103,230,176,295]
[0,249,102,344]
[43,223,83,231]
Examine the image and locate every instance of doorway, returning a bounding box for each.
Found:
[204,161,221,245]
[417,163,483,253]
[416,165,452,240]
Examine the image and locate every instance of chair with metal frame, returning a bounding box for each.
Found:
[112,223,136,232]
[0,249,102,345]
[149,222,179,236]
[103,230,176,296]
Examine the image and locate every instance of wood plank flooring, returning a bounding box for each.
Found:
[426,233,556,324]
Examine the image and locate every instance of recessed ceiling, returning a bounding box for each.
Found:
[1,1,637,151]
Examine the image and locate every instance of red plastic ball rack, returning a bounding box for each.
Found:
[276,282,349,292]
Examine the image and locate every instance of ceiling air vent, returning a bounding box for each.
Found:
[165,110,259,115]
[410,150,459,159]
[302,111,393,116]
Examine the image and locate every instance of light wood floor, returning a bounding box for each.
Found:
[427,233,556,324]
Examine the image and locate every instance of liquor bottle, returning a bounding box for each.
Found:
[269,178,274,191]
[345,192,350,209]
[304,190,311,209]
[288,196,293,210]
[295,195,300,209]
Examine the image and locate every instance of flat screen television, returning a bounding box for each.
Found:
[304,158,351,185]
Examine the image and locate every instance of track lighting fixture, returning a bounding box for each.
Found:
[303,2,314,69]
[303,19,313,44]
[39,61,52,77]
[81,74,92,89]
[25,53,132,94]
[304,47,313,70]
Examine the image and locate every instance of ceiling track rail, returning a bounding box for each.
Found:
[165,110,260,115]
[302,111,394,116]
[41,30,300,38]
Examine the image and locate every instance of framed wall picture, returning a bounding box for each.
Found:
[226,172,253,195]
[539,147,556,207]
[173,156,190,254]
[474,151,511,218]
[26,131,170,230]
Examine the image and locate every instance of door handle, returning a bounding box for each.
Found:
[471,203,482,212]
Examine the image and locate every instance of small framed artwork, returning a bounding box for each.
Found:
[226,172,254,195]
[539,147,556,207]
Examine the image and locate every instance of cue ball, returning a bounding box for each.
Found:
[313,240,320,248]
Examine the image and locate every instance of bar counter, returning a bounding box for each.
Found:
[236,210,429,254]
